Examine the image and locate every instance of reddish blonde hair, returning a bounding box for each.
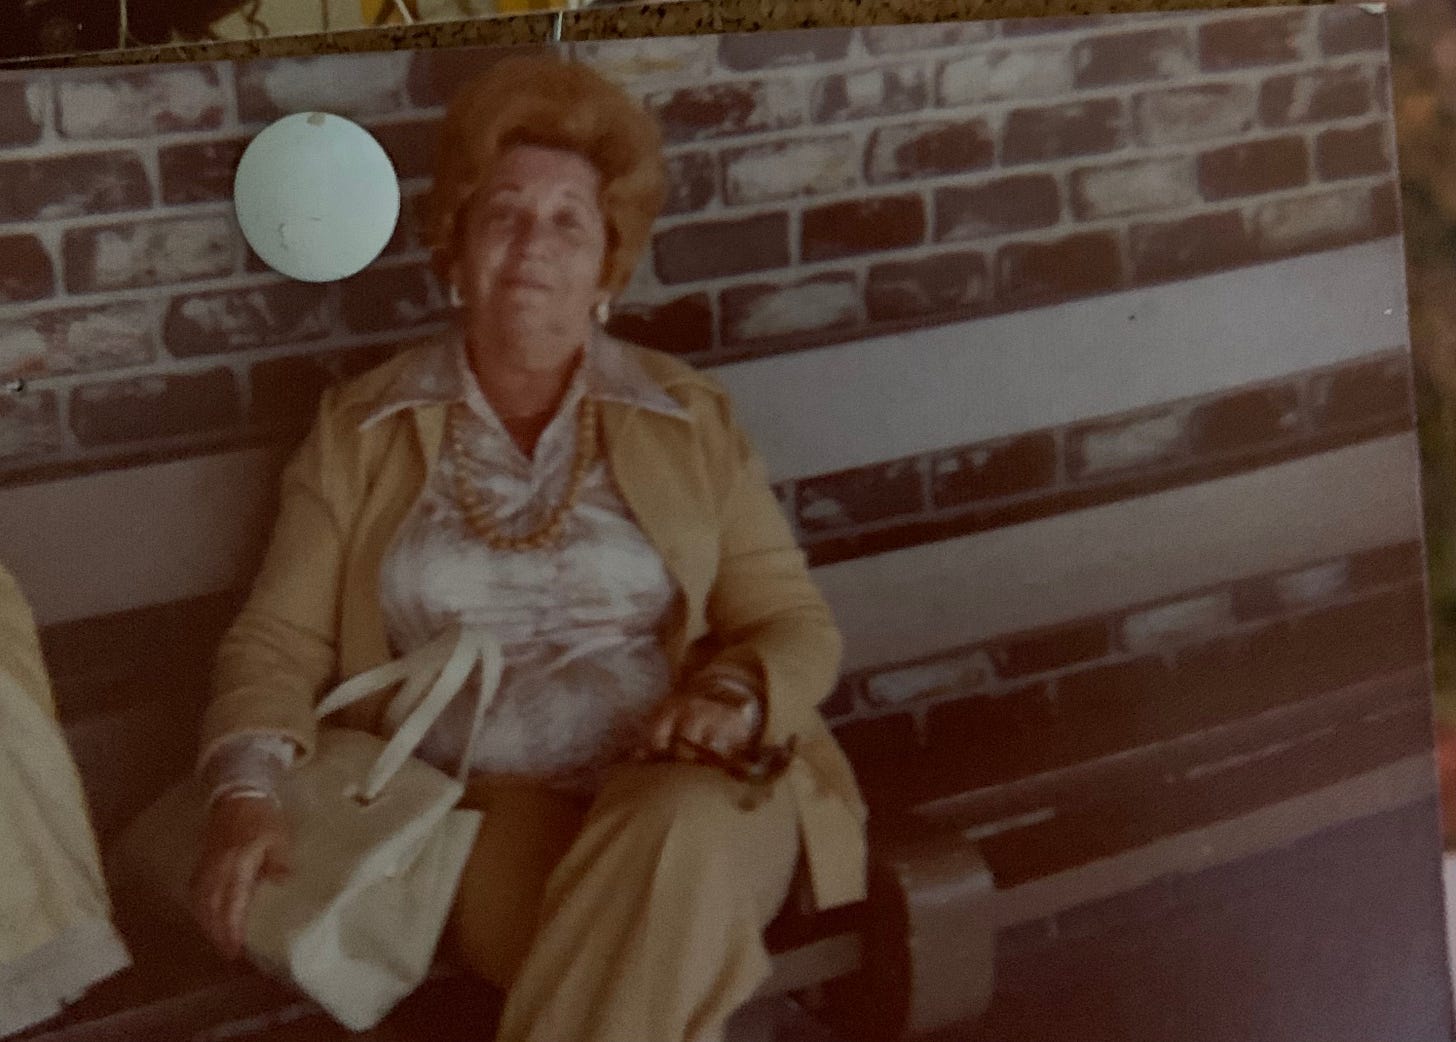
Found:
[423,54,666,296]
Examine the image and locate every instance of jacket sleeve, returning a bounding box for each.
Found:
[695,397,844,748]
[0,564,55,719]
[198,387,358,768]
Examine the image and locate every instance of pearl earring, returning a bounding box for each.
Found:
[448,282,464,309]
[594,298,611,326]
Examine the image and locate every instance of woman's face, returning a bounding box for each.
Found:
[453,144,608,361]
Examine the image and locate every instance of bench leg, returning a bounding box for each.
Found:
[813,828,996,1040]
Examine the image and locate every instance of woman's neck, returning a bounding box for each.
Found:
[466,335,583,422]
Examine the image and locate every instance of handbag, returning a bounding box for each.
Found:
[116,625,504,1031]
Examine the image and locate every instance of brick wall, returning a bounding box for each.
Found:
[0,5,1395,483]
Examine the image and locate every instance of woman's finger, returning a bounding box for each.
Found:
[224,845,266,959]
[648,703,679,753]
[197,857,233,954]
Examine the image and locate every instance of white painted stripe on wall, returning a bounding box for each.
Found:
[0,447,284,626]
[818,434,1422,674]
[709,238,1410,482]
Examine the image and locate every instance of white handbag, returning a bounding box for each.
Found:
[118,625,503,1031]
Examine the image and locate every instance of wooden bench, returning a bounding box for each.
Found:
[19,591,997,1042]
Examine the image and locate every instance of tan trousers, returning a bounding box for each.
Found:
[446,760,800,1042]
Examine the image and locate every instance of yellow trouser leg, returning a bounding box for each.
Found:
[447,779,589,990]
[493,761,800,1042]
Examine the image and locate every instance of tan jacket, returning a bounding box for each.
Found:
[199,335,869,910]
[0,564,131,1033]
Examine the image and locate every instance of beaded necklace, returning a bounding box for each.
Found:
[445,395,600,552]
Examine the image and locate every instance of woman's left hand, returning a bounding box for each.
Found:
[643,693,756,762]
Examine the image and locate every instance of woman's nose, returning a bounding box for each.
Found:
[509,213,551,254]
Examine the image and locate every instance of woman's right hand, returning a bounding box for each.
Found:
[189,796,292,960]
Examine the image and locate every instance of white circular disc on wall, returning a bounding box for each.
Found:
[233,112,400,283]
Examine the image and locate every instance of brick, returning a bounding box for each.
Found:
[862,23,995,54]
[1274,560,1352,609]
[238,53,412,123]
[1259,66,1372,127]
[797,457,924,532]
[70,369,241,447]
[1121,593,1235,653]
[1188,383,1300,456]
[0,152,151,224]
[931,431,1056,507]
[662,152,717,215]
[1198,137,1308,201]
[865,251,990,324]
[721,273,860,347]
[1073,28,1196,88]
[406,47,514,109]
[158,139,248,205]
[1069,406,1185,478]
[1250,184,1390,259]
[1053,656,1176,758]
[812,64,927,124]
[1310,355,1413,430]
[164,283,333,357]
[1134,84,1257,147]
[865,648,997,708]
[604,293,713,355]
[371,119,440,182]
[832,712,920,802]
[340,264,438,334]
[1316,123,1391,181]
[653,214,789,284]
[63,217,235,294]
[722,136,856,205]
[995,232,1122,309]
[866,119,994,185]
[0,303,155,379]
[57,68,225,139]
[0,236,53,303]
[1172,585,1426,724]
[1003,99,1124,165]
[935,175,1058,242]
[0,82,43,147]
[0,389,64,461]
[573,37,714,91]
[1320,5,1387,56]
[938,46,1072,106]
[1131,210,1251,284]
[994,618,1111,678]
[1199,11,1311,71]
[249,345,392,431]
[647,81,802,145]
[1072,157,1196,220]
[925,681,1058,789]
[1348,541,1424,590]
[801,195,925,262]
[718,29,851,71]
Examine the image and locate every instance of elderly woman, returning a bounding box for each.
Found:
[189,54,866,1042]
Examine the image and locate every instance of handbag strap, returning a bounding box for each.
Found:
[453,633,504,785]
[312,625,505,801]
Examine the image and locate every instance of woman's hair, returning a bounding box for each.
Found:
[422,53,666,296]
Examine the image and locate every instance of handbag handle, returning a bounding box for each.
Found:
[313,625,504,801]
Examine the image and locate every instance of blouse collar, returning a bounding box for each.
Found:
[359,326,691,431]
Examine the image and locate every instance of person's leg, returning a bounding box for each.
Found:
[494,761,800,1042]
[445,778,588,991]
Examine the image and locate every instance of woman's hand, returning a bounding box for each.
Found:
[189,796,292,960]
[644,692,757,762]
